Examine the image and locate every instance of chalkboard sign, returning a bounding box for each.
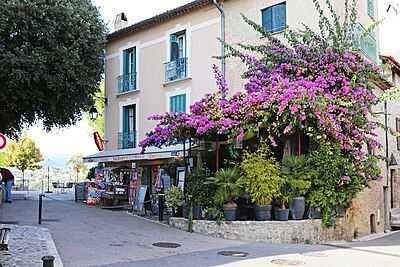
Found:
[135,185,148,212]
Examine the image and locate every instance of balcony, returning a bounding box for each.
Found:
[353,23,377,63]
[165,57,188,83]
[117,72,137,94]
[118,131,137,149]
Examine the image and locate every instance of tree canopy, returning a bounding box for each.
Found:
[4,132,43,187]
[0,0,106,136]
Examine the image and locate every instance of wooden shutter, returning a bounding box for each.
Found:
[122,107,128,133]
[181,94,186,112]
[368,0,374,17]
[122,50,129,75]
[262,7,273,32]
[273,3,287,33]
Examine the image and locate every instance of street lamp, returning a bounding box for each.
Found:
[89,106,99,121]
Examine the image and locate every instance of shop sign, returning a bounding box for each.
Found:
[93,132,105,151]
[85,150,186,163]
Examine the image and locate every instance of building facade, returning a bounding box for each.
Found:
[84,0,399,238]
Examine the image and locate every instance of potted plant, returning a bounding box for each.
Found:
[206,168,242,221]
[185,165,213,220]
[239,141,284,221]
[276,181,290,221]
[165,186,184,217]
[282,155,312,220]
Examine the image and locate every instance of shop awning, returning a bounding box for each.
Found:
[83,144,187,163]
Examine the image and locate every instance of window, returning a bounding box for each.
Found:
[166,31,188,82]
[368,0,374,18]
[119,105,136,149]
[170,32,186,61]
[118,47,137,93]
[262,2,286,34]
[396,118,400,150]
[170,94,186,113]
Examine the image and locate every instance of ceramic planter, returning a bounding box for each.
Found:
[308,206,322,219]
[222,203,238,221]
[277,209,289,221]
[289,197,305,220]
[182,205,202,219]
[254,204,272,221]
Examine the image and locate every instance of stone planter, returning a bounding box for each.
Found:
[277,209,289,221]
[222,203,238,221]
[254,204,272,221]
[290,197,305,220]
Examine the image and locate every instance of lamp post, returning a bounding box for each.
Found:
[89,106,99,121]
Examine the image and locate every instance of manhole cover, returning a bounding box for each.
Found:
[0,221,19,225]
[152,242,181,248]
[217,251,249,257]
[41,219,60,222]
[271,259,305,265]
[300,252,328,258]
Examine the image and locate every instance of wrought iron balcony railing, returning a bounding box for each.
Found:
[353,23,377,63]
[165,57,188,83]
[118,131,137,149]
[117,72,137,94]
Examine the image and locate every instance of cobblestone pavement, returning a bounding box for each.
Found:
[0,224,62,267]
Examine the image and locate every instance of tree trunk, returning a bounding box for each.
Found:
[22,170,25,190]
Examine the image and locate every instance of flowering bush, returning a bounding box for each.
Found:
[141,0,384,218]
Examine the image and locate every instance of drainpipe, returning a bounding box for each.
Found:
[213,0,226,99]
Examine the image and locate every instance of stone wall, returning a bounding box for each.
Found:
[169,184,387,244]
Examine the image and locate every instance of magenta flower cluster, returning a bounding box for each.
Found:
[139,33,382,181]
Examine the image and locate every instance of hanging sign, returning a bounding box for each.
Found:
[93,132,105,151]
[0,133,7,152]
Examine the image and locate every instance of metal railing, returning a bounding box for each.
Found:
[118,131,137,149]
[353,23,377,63]
[117,72,137,94]
[165,57,188,83]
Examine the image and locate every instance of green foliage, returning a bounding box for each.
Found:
[0,154,6,166]
[0,0,106,136]
[307,147,366,226]
[68,152,87,182]
[206,168,242,205]
[86,167,96,180]
[203,206,223,222]
[86,81,105,136]
[165,186,184,209]
[281,155,312,201]
[185,165,214,207]
[4,132,43,173]
[239,142,284,205]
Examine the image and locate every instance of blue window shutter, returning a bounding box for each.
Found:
[123,107,128,133]
[182,94,186,112]
[170,96,175,112]
[131,47,136,73]
[170,34,179,61]
[368,0,374,17]
[273,3,286,33]
[262,7,273,32]
[122,50,129,75]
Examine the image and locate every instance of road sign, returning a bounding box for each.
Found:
[0,133,6,152]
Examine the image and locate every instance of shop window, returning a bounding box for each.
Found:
[262,2,287,34]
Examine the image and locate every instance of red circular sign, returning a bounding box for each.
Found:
[0,133,6,150]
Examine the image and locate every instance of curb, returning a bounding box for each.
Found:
[43,228,64,267]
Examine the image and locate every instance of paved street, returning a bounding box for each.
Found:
[0,193,399,267]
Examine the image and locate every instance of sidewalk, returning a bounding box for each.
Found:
[0,224,62,267]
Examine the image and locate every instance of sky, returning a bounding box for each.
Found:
[25,0,400,164]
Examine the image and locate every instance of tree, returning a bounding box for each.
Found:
[0,0,106,136]
[68,152,87,182]
[5,132,43,189]
[0,153,6,166]
[86,80,105,137]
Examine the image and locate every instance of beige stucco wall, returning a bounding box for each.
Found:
[104,6,221,150]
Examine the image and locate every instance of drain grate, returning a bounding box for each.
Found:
[271,259,305,265]
[152,242,181,248]
[300,252,328,258]
[0,221,19,225]
[41,219,60,222]
[217,251,249,257]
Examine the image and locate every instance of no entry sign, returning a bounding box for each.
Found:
[0,133,7,151]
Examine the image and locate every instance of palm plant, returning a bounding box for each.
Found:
[205,168,242,206]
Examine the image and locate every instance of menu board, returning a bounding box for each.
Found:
[135,185,148,212]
